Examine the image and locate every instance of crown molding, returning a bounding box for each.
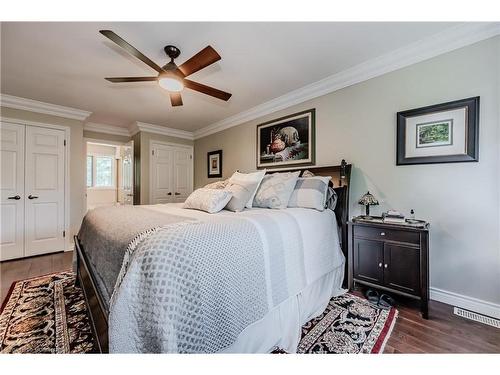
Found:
[0,93,91,121]
[193,22,500,140]
[83,122,130,137]
[130,121,194,140]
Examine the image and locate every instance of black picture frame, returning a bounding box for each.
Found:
[256,108,316,169]
[396,97,479,165]
[207,150,223,178]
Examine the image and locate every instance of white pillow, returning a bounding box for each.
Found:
[224,180,260,212]
[288,176,331,211]
[253,171,300,209]
[204,179,229,189]
[228,170,266,208]
[183,188,233,213]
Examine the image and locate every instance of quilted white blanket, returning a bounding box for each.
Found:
[108,207,341,353]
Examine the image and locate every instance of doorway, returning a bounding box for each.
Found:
[85,140,134,211]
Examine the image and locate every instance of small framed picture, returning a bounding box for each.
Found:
[207,150,222,178]
[256,109,315,169]
[397,97,479,165]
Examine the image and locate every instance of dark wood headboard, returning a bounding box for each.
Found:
[266,160,352,256]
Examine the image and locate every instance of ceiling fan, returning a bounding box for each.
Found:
[99,30,232,106]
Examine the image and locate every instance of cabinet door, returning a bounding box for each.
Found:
[353,239,384,284]
[383,243,420,295]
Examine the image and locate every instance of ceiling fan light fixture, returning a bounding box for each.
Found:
[158,75,184,92]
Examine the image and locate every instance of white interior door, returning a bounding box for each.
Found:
[0,122,25,261]
[172,148,193,202]
[24,126,65,256]
[151,144,174,204]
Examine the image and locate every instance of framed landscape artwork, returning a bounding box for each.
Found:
[396,97,479,165]
[207,150,222,178]
[256,108,315,169]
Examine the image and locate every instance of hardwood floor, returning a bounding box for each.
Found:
[0,251,73,306]
[1,252,499,353]
[351,289,500,353]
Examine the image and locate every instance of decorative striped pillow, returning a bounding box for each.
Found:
[287,176,331,211]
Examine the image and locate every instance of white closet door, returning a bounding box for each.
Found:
[25,126,65,256]
[172,148,193,202]
[151,144,174,204]
[0,122,25,261]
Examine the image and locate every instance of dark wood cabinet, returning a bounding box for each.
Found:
[348,219,429,318]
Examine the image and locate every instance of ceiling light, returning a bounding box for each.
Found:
[158,75,184,92]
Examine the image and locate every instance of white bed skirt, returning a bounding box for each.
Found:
[221,264,346,353]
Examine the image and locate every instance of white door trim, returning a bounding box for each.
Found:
[1,116,71,252]
[149,140,194,205]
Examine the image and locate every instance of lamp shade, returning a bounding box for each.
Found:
[358,191,379,206]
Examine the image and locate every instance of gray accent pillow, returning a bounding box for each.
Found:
[224,180,260,212]
[326,187,338,210]
[253,171,300,209]
[287,176,332,211]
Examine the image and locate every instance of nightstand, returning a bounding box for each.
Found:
[348,217,430,319]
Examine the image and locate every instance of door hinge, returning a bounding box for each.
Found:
[190,154,193,159]
[152,150,155,156]
[64,139,66,146]
[63,230,66,238]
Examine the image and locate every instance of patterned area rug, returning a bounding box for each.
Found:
[0,272,397,354]
[0,271,96,353]
[295,293,397,353]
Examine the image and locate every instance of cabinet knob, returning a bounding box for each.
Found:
[378,262,382,268]
[380,232,386,236]
[384,264,388,268]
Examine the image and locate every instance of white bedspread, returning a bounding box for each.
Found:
[109,204,344,353]
[145,204,345,285]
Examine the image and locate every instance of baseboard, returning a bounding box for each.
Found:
[430,287,500,319]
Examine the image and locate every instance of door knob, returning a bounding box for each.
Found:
[28,195,39,199]
[384,264,388,268]
[167,192,172,196]
[8,195,21,200]
[174,192,181,195]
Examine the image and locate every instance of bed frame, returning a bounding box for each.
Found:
[75,160,352,353]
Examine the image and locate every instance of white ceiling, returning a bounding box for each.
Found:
[1,22,463,131]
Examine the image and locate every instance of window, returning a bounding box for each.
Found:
[95,156,113,187]
[86,155,115,188]
[86,156,93,187]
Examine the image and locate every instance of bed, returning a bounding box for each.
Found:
[75,162,352,353]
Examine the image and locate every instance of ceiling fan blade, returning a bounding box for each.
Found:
[105,77,158,83]
[178,46,221,77]
[170,92,183,106]
[184,79,232,101]
[100,30,164,74]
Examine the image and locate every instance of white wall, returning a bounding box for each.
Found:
[194,37,500,311]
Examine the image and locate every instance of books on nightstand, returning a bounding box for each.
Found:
[382,210,405,224]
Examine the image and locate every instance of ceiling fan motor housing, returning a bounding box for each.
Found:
[164,45,181,60]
